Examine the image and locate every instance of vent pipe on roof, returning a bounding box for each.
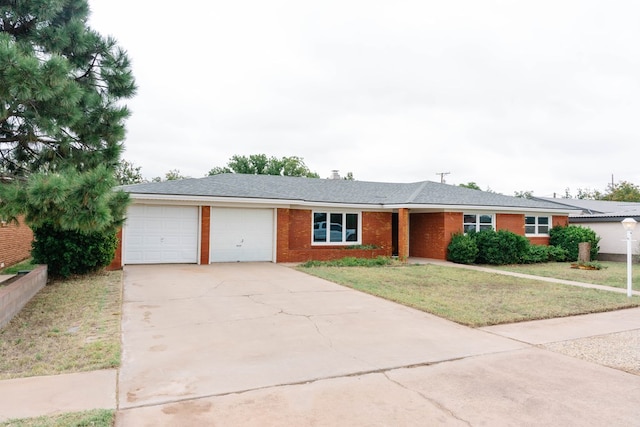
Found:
[330,170,341,180]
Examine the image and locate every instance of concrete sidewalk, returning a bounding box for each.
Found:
[0,370,116,422]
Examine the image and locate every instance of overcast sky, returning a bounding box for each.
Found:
[88,0,640,197]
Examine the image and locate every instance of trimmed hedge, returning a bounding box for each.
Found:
[447,229,570,265]
[447,233,479,264]
[474,229,530,265]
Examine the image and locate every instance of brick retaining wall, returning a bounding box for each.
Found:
[0,265,48,329]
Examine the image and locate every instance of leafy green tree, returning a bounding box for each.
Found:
[575,188,603,200]
[164,169,187,181]
[602,181,640,202]
[343,172,355,180]
[459,182,481,190]
[208,154,319,178]
[0,0,136,176]
[151,169,188,182]
[115,159,143,185]
[566,181,639,201]
[514,190,533,199]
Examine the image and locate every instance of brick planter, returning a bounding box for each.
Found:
[0,265,48,329]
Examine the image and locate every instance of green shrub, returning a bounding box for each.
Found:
[549,225,600,262]
[31,222,118,277]
[447,233,478,264]
[474,229,530,265]
[547,245,569,262]
[522,245,550,264]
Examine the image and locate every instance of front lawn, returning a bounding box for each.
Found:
[298,263,640,327]
[0,271,122,380]
[492,261,640,290]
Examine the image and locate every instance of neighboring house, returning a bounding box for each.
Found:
[110,174,575,267]
[534,197,640,261]
[0,216,33,268]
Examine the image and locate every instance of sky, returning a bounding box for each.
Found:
[88,0,640,197]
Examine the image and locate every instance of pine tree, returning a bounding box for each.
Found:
[0,0,136,176]
[0,1,136,274]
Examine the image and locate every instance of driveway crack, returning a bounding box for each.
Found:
[382,372,472,426]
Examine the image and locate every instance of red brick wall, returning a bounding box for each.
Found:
[276,208,391,262]
[0,216,33,268]
[106,228,123,271]
[553,216,568,227]
[409,212,463,260]
[496,213,525,235]
[200,206,210,264]
[528,237,550,245]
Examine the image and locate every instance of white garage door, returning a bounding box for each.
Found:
[124,205,199,264]
[210,208,274,262]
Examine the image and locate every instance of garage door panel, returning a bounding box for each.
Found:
[210,208,273,262]
[124,205,198,264]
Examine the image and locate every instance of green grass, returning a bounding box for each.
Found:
[1,259,36,275]
[0,271,123,380]
[300,256,395,267]
[298,264,640,327]
[0,409,114,427]
[492,261,640,290]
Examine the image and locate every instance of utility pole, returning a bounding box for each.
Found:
[436,172,450,184]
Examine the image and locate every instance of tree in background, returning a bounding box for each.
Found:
[115,159,144,185]
[564,180,640,202]
[208,154,319,178]
[0,1,136,275]
[343,172,355,180]
[601,181,640,202]
[514,190,534,199]
[459,182,481,190]
[151,169,189,182]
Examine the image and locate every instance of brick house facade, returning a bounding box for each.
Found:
[111,174,576,267]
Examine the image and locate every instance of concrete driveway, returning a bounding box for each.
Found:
[116,263,640,426]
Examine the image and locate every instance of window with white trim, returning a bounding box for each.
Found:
[463,213,494,233]
[312,212,360,244]
[525,216,550,235]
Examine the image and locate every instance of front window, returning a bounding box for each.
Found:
[525,216,550,235]
[463,213,494,233]
[313,212,359,244]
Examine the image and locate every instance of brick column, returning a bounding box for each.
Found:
[397,208,410,261]
[106,228,123,271]
[200,206,211,265]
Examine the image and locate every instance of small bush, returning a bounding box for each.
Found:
[447,233,478,264]
[549,225,600,262]
[31,222,118,277]
[547,245,569,262]
[300,256,392,268]
[522,245,550,264]
[474,229,530,265]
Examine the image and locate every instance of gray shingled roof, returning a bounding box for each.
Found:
[534,197,640,217]
[119,174,570,210]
